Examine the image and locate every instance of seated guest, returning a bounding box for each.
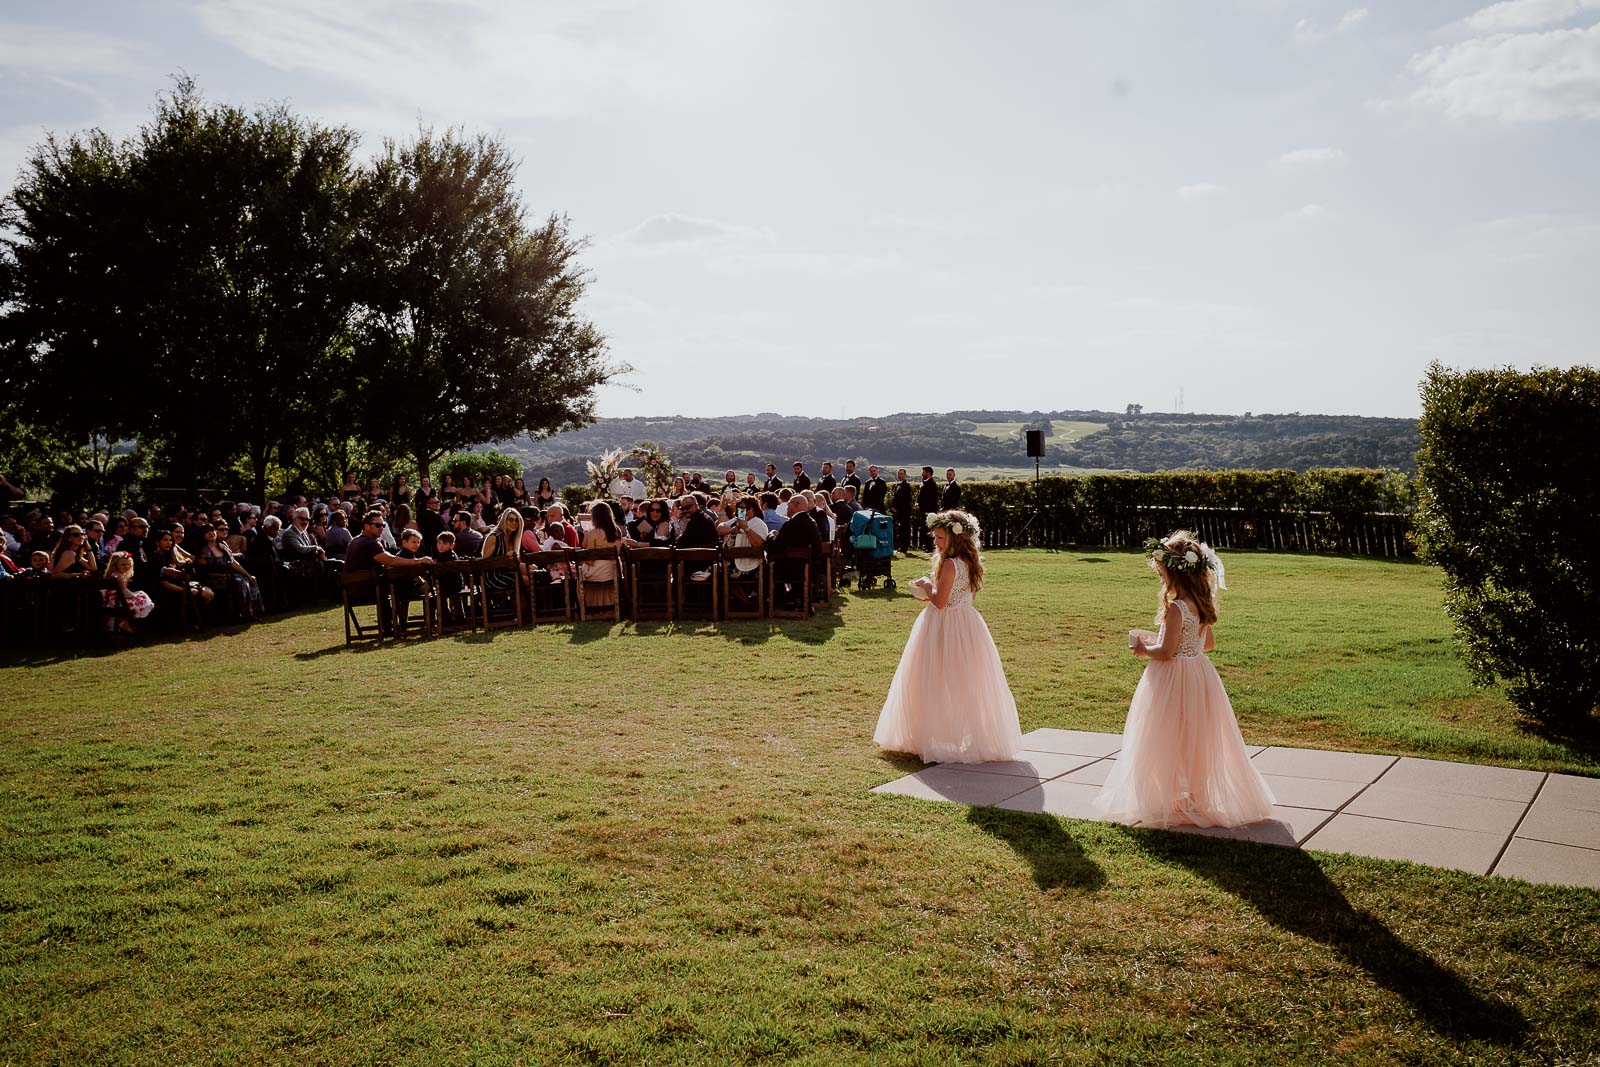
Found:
[451,511,485,557]
[727,494,768,568]
[343,510,432,631]
[674,493,720,582]
[416,493,445,548]
[51,525,97,578]
[467,500,489,534]
[150,529,213,610]
[480,508,531,596]
[433,530,468,622]
[628,499,675,547]
[768,495,822,598]
[26,549,52,577]
[84,518,110,569]
[617,495,638,525]
[760,492,786,532]
[281,507,327,573]
[543,504,580,548]
[197,523,263,620]
[99,551,155,633]
[581,503,622,608]
[324,509,353,560]
[808,491,835,543]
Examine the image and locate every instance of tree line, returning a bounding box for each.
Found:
[0,80,618,505]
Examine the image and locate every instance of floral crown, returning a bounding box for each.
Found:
[926,511,978,538]
[1143,536,1210,575]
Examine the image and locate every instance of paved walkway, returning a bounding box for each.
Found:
[873,729,1600,889]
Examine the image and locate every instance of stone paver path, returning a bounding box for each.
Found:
[873,728,1600,890]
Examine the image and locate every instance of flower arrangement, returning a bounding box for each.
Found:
[1143,536,1210,575]
[927,511,978,538]
[586,448,626,499]
[630,441,676,499]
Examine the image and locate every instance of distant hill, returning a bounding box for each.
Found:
[492,410,1419,486]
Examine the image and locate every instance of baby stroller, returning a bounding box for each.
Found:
[848,509,896,591]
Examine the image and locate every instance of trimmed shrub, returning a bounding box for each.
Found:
[1416,362,1600,731]
[439,450,521,486]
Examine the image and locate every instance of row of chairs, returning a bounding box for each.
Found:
[340,543,838,644]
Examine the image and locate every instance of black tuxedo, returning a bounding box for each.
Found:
[770,510,823,598]
[763,475,784,493]
[791,472,811,491]
[890,479,913,553]
[720,480,739,498]
[677,509,720,551]
[941,479,962,509]
[816,474,837,494]
[843,472,862,491]
[862,477,887,511]
[917,477,939,513]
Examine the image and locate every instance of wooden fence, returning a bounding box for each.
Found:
[970,504,1415,558]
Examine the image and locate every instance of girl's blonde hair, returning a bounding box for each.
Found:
[1151,529,1218,626]
[928,510,985,594]
[104,550,134,579]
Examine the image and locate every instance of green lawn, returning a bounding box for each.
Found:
[2,550,1597,1064]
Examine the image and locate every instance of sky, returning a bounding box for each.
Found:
[2,0,1597,420]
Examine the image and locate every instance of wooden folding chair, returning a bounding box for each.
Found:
[720,546,766,619]
[768,547,812,618]
[429,558,479,636]
[674,548,720,621]
[812,547,833,608]
[522,549,573,623]
[477,554,524,630]
[625,546,675,621]
[340,570,385,645]
[569,546,622,623]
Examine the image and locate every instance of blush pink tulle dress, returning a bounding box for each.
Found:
[873,558,1024,764]
[1095,598,1276,828]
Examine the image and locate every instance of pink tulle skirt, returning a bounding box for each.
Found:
[1095,656,1275,828]
[873,602,1023,764]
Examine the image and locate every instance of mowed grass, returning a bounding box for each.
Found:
[2,550,1597,1065]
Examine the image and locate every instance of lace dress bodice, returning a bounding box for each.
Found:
[945,557,973,608]
[1163,598,1206,658]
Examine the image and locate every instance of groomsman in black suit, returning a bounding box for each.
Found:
[763,463,784,493]
[842,460,862,493]
[941,468,962,510]
[791,462,811,491]
[891,468,913,555]
[816,462,837,495]
[916,466,939,551]
[862,465,888,511]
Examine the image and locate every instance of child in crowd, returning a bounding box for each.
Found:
[1095,531,1275,829]
[27,550,51,577]
[101,551,155,633]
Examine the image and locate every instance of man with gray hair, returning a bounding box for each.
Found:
[281,506,327,574]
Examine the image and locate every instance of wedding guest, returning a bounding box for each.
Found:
[670,475,688,499]
[433,530,465,620]
[27,549,51,577]
[416,476,436,505]
[862,465,888,511]
[197,523,262,620]
[674,493,719,582]
[629,499,675,546]
[281,507,327,572]
[534,477,558,510]
[440,474,457,503]
[51,525,96,577]
[391,475,411,506]
[340,471,361,500]
[416,493,445,548]
[809,491,835,543]
[687,473,709,495]
[543,504,580,548]
[324,509,352,560]
[451,512,484,557]
[941,468,962,509]
[150,529,212,611]
[760,492,786,532]
[769,495,822,601]
[817,462,837,494]
[512,477,531,509]
[101,551,155,633]
[918,466,939,550]
[581,502,621,609]
[727,495,768,578]
[343,511,433,579]
[892,468,914,554]
[83,518,111,569]
[467,500,488,534]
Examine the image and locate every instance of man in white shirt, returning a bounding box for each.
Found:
[609,468,645,500]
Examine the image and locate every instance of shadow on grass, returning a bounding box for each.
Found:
[1134,831,1529,1046]
[967,807,1107,892]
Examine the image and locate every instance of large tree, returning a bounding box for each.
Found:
[0,80,360,504]
[350,129,615,481]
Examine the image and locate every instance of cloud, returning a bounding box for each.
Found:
[1286,204,1326,219]
[1463,0,1600,32]
[866,212,978,238]
[1177,182,1225,198]
[613,212,772,246]
[1293,8,1369,42]
[1402,19,1600,121]
[194,0,689,121]
[0,24,145,75]
[1278,146,1345,164]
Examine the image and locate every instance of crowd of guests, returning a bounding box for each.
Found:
[0,461,966,637]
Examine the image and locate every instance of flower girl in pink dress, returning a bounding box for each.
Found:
[873,511,1023,764]
[1095,531,1275,828]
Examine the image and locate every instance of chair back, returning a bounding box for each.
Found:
[674,548,720,621]
[429,558,479,635]
[475,554,523,630]
[720,545,766,619]
[521,549,573,621]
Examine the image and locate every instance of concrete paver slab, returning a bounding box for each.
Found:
[1539,773,1600,814]
[1301,813,1505,875]
[1260,773,1368,811]
[1379,756,1544,803]
[1492,837,1600,890]
[1166,805,1331,847]
[935,751,1100,780]
[1251,747,1396,783]
[1058,759,1116,786]
[1344,784,1529,837]
[1516,798,1600,851]
[993,779,1108,821]
[1018,729,1122,758]
[872,766,1034,807]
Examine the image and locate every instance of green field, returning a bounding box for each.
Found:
[2,550,1597,1064]
[965,420,1108,445]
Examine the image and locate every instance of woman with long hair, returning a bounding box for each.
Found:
[534,477,557,509]
[581,500,621,610]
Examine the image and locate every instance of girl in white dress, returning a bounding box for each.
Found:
[1095,531,1275,828]
[873,510,1023,764]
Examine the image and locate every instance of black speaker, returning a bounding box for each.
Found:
[1025,429,1045,458]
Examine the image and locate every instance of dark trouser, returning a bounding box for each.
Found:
[893,509,911,554]
[918,511,934,551]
